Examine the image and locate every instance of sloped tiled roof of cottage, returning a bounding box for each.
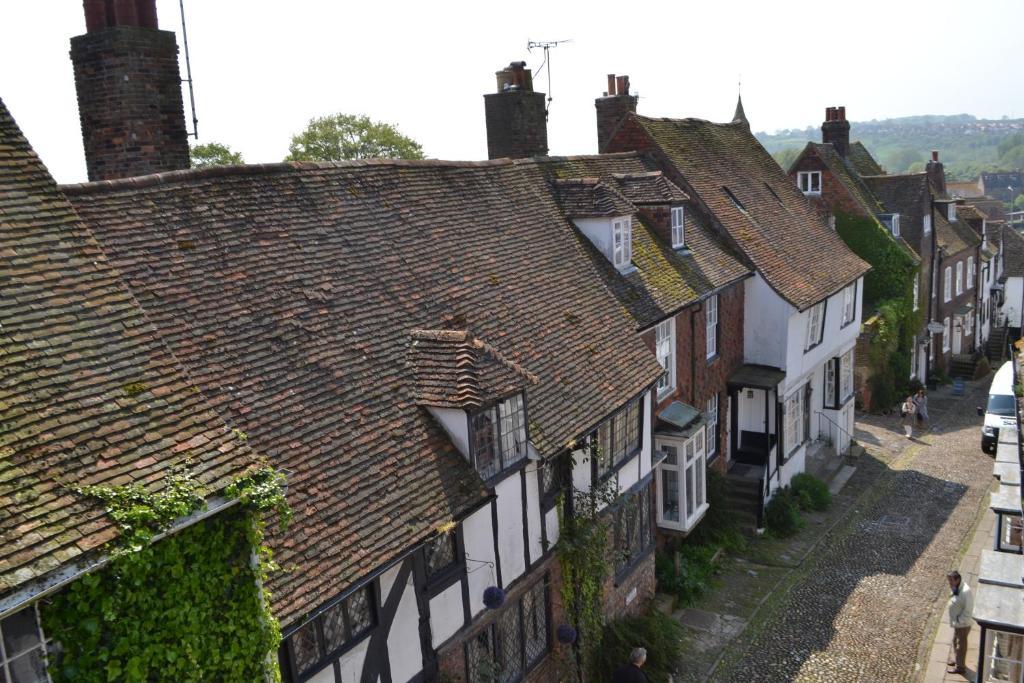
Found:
[517,154,751,329]
[934,210,981,256]
[956,204,987,222]
[1001,226,1024,278]
[409,329,538,410]
[862,173,932,254]
[846,141,885,176]
[805,142,885,215]
[948,181,984,199]
[549,177,634,217]
[64,157,664,626]
[0,98,258,598]
[627,116,869,311]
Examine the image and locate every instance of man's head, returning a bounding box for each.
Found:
[947,570,962,592]
[631,647,647,667]
[918,388,926,397]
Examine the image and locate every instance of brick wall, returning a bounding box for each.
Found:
[484,90,549,160]
[934,247,981,370]
[70,26,190,180]
[596,94,637,154]
[789,153,873,220]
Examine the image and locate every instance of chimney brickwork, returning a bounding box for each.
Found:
[821,106,851,158]
[596,74,637,153]
[483,62,548,160]
[71,0,190,181]
[926,150,947,197]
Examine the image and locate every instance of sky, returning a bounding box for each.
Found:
[1,0,1022,184]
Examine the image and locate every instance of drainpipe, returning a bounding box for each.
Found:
[690,301,704,407]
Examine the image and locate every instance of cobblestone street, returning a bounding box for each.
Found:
[711,378,996,683]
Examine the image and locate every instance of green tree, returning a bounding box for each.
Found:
[772,147,801,172]
[286,113,424,162]
[999,144,1024,170]
[190,142,244,168]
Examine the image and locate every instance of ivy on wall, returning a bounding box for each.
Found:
[42,467,288,682]
[834,210,923,410]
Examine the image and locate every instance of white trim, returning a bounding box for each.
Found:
[612,216,632,270]
[913,273,920,312]
[955,261,964,296]
[841,283,856,326]
[670,206,685,249]
[655,318,676,398]
[944,266,952,302]
[797,171,821,196]
[943,316,951,352]
[706,294,719,358]
[804,302,824,350]
[655,427,708,532]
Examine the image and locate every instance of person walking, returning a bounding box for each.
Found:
[914,388,929,431]
[612,647,650,683]
[901,394,916,438]
[947,570,974,675]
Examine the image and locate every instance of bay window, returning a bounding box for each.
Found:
[656,426,708,532]
[655,319,676,397]
[471,393,528,481]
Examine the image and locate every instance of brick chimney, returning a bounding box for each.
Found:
[71,0,190,180]
[821,106,851,158]
[483,61,548,160]
[596,74,637,153]
[926,150,947,197]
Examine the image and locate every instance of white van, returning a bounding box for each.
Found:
[980,361,1017,454]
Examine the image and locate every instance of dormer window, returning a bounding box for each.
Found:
[877,213,899,237]
[671,206,685,249]
[797,171,822,196]
[890,214,900,237]
[612,217,632,270]
[471,393,528,481]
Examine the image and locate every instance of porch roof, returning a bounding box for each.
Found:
[655,401,704,438]
[727,364,786,391]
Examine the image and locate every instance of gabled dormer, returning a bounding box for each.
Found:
[611,171,691,250]
[551,177,637,272]
[876,212,901,238]
[409,329,539,484]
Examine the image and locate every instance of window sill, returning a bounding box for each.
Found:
[480,458,529,489]
[706,352,719,365]
[839,318,857,330]
[802,191,822,197]
[657,385,676,402]
[673,246,691,254]
[597,446,643,485]
[804,340,823,354]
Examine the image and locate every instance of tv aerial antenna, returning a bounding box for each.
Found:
[178,0,199,138]
[527,39,572,118]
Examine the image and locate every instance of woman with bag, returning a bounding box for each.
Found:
[901,395,916,438]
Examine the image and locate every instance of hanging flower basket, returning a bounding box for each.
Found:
[483,586,506,609]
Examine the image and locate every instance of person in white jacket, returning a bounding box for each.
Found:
[947,570,974,674]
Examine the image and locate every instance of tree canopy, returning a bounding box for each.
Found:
[286,114,424,162]
[190,142,244,168]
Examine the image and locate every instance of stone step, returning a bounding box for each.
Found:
[827,465,857,495]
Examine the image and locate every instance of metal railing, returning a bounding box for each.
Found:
[815,409,853,457]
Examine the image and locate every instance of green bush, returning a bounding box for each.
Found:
[589,609,683,682]
[655,543,718,608]
[790,473,832,512]
[765,487,803,537]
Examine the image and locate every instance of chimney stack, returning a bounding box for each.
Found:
[821,106,851,158]
[70,0,190,180]
[926,150,947,197]
[595,73,637,153]
[483,61,548,160]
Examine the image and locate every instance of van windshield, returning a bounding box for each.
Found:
[987,394,1016,417]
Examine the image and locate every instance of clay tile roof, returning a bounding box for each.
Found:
[550,177,634,217]
[610,171,690,205]
[514,154,750,329]
[807,142,884,215]
[846,142,885,176]
[948,181,984,199]
[934,210,981,255]
[0,97,258,599]
[632,116,869,310]
[956,204,986,221]
[409,329,538,409]
[1002,226,1024,278]
[63,156,663,626]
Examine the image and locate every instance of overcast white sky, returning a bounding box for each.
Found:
[2,0,1022,183]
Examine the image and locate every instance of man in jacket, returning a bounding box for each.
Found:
[947,570,974,674]
[612,647,650,682]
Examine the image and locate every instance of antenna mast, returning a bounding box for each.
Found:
[527,39,571,118]
[178,0,199,138]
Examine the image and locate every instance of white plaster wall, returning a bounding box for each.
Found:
[429,407,469,459]
[784,279,863,396]
[1005,277,1023,328]
[744,275,793,368]
[570,444,592,495]
[618,453,640,493]
[429,582,465,649]
[307,664,337,683]
[386,571,424,682]
[524,464,544,565]
[777,444,807,491]
[573,217,614,262]
[639,392,653,480]
[463,505,497,618]
[544,507,560,548]
[337,636,371,682]
[495,474,526,586]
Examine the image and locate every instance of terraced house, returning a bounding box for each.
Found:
[593,78,870,525]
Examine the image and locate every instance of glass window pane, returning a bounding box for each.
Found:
[662,469,679,522]
[661,444,677,465]
[466,629,495,683]
[345,587,374,639]
[426,533,457,578]
[497,605,522,682]
[320,602,347,653]
[1,609,41,659]
[685,465,695,517]
[523,582,548,666]
[7,649,48,683]
[472,409,499,480]
[289,621,320,675]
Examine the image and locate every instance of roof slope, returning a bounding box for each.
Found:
[862,173,930,230]
[516,154,751,329]
[1001,227,1024,278]
[0,98,256,597]
[846,142,885,176]
[807,142,884,215]
[64,158,663,625]
[631,116,869,310]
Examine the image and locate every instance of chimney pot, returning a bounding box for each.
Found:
[83,0,107,31]
[932,150,939,162]
[135,0,158,29]
[616,75,628,96]
[112,0,139,26]
[837,106,846,121]
[607,74,617,96]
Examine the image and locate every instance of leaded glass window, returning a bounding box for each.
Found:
[522,581,548,667]
[425,533,457,580]
[284,585,376,677]
[0,606,49,683]
[593,396,643,480]
[615,484,654,575]
[471,394,529,481]
[464,578,550,682]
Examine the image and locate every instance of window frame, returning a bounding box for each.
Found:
[944,266,952,302]
[424,532,460,588]
[923,214,932,235]
[670,206,686,249]
[804,301,826,352]
[967,257,974,289]
[839,349,854,404]
[592,396,644,482]
[655,427,708,532]
[612,216,633,270]
[913,273,920,312]
[784,387,806,455]
[705,394,719,460]
[469,393,530,483]
[284,583,378,682]
[0,604,51,683]
[840,282,857,328]
[955,261,964,297]
[797,171,822,196]
[943,316,951,352]
[655,318,676,398]
[823,357,837,409]
[464,576,551,683]
[706,294,719,360]
[890,213,901,237]
[612,482,655,580]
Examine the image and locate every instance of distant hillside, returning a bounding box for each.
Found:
[758,114,1024,181]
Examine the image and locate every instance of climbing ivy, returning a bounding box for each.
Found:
[42,466,289,682]
[556,443,619,680]
[834,209,917,308]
